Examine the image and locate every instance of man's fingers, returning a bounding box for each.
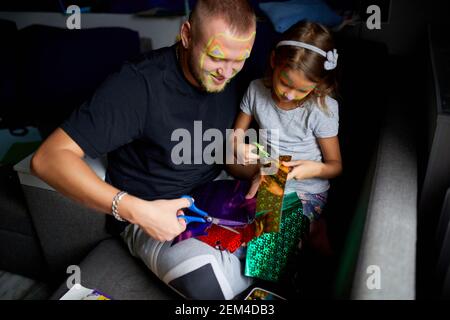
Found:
[175,210,187,231]
[178,218,187,230]
[173,197,192,209]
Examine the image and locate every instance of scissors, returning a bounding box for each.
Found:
[178,195,240,234]
[253,142,280,164]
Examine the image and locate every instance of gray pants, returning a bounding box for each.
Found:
[121,223,253,300]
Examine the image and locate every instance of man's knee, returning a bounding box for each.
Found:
[161,253,243,300]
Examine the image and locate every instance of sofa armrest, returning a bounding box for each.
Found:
[350,101,417,299]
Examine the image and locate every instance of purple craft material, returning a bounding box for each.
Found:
[172,180,256,245]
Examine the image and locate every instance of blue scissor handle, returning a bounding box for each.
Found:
[179,195,211,224]
[179,215,206,224]
[180,195,209,218]
[181,195,195,207]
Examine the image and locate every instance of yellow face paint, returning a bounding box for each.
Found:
[209,44,226,60]
[275,86,309,102]
[240,48,251,61]
[280,70,316,91]
[274,68,316,103]
[195,31,255,92]
[200,33,254,65]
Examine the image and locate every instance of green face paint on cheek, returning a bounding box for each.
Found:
[306,84,317,89]
[280,70,293,87]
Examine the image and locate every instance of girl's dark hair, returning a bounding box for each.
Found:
[264,21,338,112]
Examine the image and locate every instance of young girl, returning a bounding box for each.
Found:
[231,21,342,265]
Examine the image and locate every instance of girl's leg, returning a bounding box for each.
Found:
[297,191,333,256]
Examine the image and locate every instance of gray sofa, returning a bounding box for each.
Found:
[350,94,417,299]
[13,155,178,300]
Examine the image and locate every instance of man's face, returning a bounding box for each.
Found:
[188,19,255,93]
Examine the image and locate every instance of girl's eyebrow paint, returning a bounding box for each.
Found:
[280,70,316,90]
[280,70,293,86]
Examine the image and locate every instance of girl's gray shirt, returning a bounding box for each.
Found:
[240,79,339,194]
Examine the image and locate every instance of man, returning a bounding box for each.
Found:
[31,0,256,299]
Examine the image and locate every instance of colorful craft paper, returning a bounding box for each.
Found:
[172,179,256,246]
[254,155,291,234]
[245,192,309,282]
[196,223,255,253]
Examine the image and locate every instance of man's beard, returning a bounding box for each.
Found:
[187,51,226,93]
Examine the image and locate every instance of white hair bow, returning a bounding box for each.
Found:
[324,49,338,70]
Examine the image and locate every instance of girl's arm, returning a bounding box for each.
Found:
[226,111,260,179]
[283,136,342,180]
[234,110,253,134]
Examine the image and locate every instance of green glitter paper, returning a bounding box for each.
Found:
[245,192,310,282]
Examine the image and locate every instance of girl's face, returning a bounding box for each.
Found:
[271,65,317,107]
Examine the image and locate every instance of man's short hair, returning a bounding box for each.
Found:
[190,0,256,36]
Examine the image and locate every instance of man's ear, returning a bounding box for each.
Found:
[180,21,192,49]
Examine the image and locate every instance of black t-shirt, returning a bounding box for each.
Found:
[62,45,241,230]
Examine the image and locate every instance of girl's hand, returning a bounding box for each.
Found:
[245,171,262,198]
[236,142,260,165]
[245,170,284,198]
[282,160,324,180]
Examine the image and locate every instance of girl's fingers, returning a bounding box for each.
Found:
[246,176,261,199]
[282,160,303,167]
[248,144,258,153]
[286,167,299,180]
[248,151,260,158]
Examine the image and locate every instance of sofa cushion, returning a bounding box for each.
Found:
[0,270,53,300]
[0,165,47,279]
[50,238,178,300]
[22,185,111,275]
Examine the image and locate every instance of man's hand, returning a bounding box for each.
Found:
[129,197,191,242]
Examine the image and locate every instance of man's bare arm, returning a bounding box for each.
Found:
[31,128,128,217]
[31,128,189,241]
